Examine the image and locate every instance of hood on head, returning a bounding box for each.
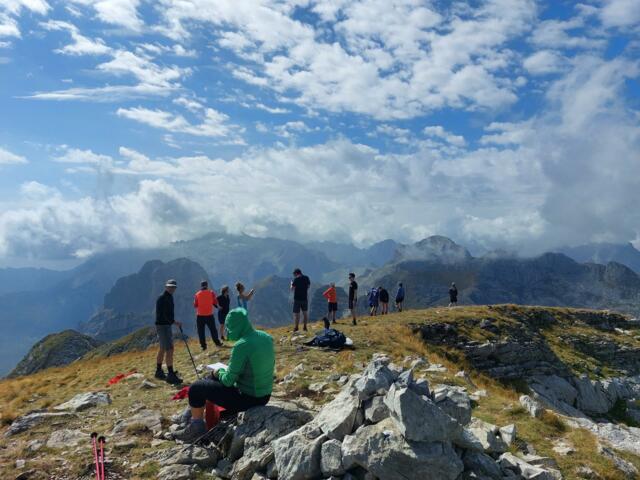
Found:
[225,307,253,341]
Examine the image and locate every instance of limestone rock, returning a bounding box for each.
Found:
[341,418,463,480]
[574,376,613,415]
[462,451,503,479]
[363,396,389,424]
[520,395,543,418]
[140,380,159,389]
[313,387,360,440]
[272,423,326,480]
[432,385,472,425]
[352,357,399,401]
[46,429,88,449]
[320,439,345,477]
[384,383,461,442]
[54,392,111,412]
[499,424,517,446]
[156,444,219,469]
[231,447,274,480]
[112,409,163,435]
[5,411,77,436]
[157,464,195,480]
[464,418,508,454]
[530,375,578,406]
[598,444,639,477]
[552,439,575,456]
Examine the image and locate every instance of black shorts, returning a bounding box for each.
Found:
[349,298,357,310]
[293,299,308,313]
[218,310,229,325]
[396,297,404,303]
[328,302,338,312]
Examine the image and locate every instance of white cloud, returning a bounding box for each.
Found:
[116,106,243,139]
[0,146,27,164]
[600,0,640,29]
[274,120,311,138]
[423,126,466,147]
[0,0,49,38]
[155,0,536,119]
[41,20,111,56]
[523,50,565,75]
[255,103,289,114]
[376,124,412,144]
[68,0,143,32]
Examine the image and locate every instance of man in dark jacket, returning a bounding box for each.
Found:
[448,282,458,307]
[155,279,183,384]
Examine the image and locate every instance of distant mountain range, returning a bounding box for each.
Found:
[4,233,640,376]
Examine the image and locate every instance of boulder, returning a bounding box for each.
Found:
[341,418,463,480]
[574,376,613,415]
[53,392,111,412]
[228,401,313,461]
[519,395,543,418]
[363,396,389,424]
[320,439,345,477]
[313,387,360,441]
[598,444,639,477]
[112,409,163,435]
[432,385,472,425]
[462,451,503,479]
[463,418,508,454]
[46,429,89,449]
[499,424,517,446]
[4,411,77,436]
[384,383,461,442]
[272,423,326,480]
[352,357,399,400]
[157,464,195,480]
[156,445,219,469]
[530,375,578,406]
[231,447,274,480]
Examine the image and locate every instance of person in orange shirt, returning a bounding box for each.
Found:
[194,280,222,350]
[322,282,338,324]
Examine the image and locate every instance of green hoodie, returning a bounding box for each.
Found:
[217,307,274,397]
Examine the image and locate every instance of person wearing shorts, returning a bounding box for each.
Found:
[155,279,183,385]
[323,283,338,324]
[291,268,310,332]
[348,273,358,326]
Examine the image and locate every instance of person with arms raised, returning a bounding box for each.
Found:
[173,307,274,443]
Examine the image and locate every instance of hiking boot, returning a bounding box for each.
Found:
[166,371,183,385]
[173,420,206,443]
[171,407,192,426]
[352,319,357,326]
[215,341,223,347]
[201,345,207,352]
[155,368,166,380]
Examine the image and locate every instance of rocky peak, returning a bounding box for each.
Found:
[392,235,472,264]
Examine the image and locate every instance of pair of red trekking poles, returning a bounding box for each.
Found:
[91,432,106,480]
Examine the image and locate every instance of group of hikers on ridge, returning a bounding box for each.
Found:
[152,270,458,444]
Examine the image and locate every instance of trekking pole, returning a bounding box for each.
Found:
[91,432,100,480]
[178,325,200,379]
[98,436,106,480]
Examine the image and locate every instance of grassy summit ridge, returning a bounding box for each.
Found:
[1,305,639,479]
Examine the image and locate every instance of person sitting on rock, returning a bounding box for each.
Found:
[174,307,274,443]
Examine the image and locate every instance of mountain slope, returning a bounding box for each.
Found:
[79,258,209,341]
[7,330,102,378]
[1,306,640,479]
[559,242,640,274]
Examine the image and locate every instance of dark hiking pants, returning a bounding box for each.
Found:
[197,315,220,348]
[188,378,270,414]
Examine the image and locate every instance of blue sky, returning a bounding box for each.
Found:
[0,0,638,267]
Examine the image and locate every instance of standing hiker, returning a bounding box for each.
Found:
[174,307,274,443]
[395,282,405,312]
[348,273,358,325]
[217,285,231,341]
[194,280,222,351]
[291,268,311,332]
[322,283,338,324]
[235,282,255,310]
[378,285,389,315]
[155,279,183,385]
[368,286,379,316]
[449,282,458,307]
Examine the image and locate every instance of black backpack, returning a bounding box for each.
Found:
[305,328,347,349]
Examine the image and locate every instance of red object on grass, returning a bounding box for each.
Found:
[106,369,137,386]
[172,386,190,400]
[205,401,225,430]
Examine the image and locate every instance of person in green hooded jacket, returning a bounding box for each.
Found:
[174,307,274,443]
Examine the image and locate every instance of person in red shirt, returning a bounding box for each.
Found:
[194,280,222,350]
[322,283,338,324]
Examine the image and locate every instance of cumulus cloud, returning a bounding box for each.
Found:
[600,0,640,28]
[116,106,243,140]
[0,0,49,38]
[523,50,566,75]
[423,126,466,147]
[68,0,143,32]
[0,146,27,164]
[41,20,111,56]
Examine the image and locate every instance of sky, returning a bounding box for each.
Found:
[0,0,639,268]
